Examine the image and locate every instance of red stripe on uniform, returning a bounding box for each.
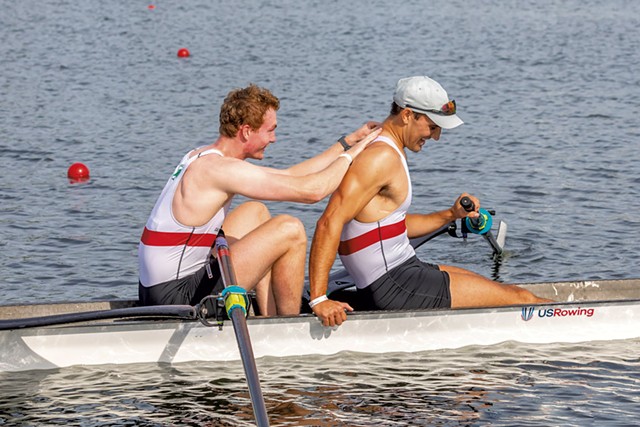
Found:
[338,220,406,256]
[140,227,217,247]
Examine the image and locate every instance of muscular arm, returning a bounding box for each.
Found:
[193,128,382,206]
[308,143,397,326]
[405,211,456,238]
[217,155,353,204]
[174,129,381,227]
[405,193,481,238]
[173,153,353,227]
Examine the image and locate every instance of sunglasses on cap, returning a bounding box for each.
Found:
[406,100,457,116]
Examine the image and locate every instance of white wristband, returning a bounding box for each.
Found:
[338,152,353,164]
[309,295,328,308]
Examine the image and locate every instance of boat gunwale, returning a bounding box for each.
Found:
[3,295,640,334]
[1,277,639,329]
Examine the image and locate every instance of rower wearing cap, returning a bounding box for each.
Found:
[309,75,551,327]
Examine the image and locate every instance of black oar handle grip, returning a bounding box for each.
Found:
[460,196,475,212]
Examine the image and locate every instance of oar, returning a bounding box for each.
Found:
[214,230,270,427]
[0,305,196,331]
[460,196,505,256]
[409,222,457,251]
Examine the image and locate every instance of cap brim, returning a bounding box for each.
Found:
[425,113,464,130]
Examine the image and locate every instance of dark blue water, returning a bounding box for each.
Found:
[1,0,640,425]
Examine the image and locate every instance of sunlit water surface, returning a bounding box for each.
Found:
[1,0,639,425]
[2,340,640,426]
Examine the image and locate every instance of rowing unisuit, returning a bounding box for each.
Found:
[338,136,415,288]
[138,148,231,288]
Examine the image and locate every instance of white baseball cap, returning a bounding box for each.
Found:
[393,76,463,129]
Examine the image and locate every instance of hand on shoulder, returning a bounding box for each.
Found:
[346,121,382,144]
[348,127,382,158]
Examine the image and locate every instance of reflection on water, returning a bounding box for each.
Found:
[2,339,639,426]
[490,255,504,282]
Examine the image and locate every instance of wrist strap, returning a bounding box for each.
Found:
[338,135,351,151]
[338,152,353,164]
[309,295,328,308]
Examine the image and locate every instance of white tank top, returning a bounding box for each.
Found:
[338,136,415,288]
[138,148,231,287]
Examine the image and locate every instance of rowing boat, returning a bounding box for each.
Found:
[1,278,639,373]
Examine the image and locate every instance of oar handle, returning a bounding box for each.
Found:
[460,196,474,212]
[460,196,479,229]
[461,196,496,216]
[460,197,493,235]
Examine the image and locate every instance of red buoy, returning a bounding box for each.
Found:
[177,48,190,58]
[68,162,90,183]
[148,4,155,10]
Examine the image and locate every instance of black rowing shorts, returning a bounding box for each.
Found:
[139,259,224,306]
[358,255,451,310]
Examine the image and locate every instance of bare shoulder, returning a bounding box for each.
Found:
[186,154,284,200]
[352,140,404,174]
[338,143,398,194]
[181,154,239,190]
[189,154,255,178]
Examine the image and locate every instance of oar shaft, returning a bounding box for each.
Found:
[482,231,503,255]
[229,308,270,427]
[0,305,196,331]
[215,231,270,427]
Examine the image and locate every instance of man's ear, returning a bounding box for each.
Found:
[239,124,252,141]
[400,108,413,125]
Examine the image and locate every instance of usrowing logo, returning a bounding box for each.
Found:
[521,307,535,321]
[521,306,595,321]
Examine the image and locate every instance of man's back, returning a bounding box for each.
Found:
[338,136,415,289]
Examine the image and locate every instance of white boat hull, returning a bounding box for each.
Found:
[2,279,640,372]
